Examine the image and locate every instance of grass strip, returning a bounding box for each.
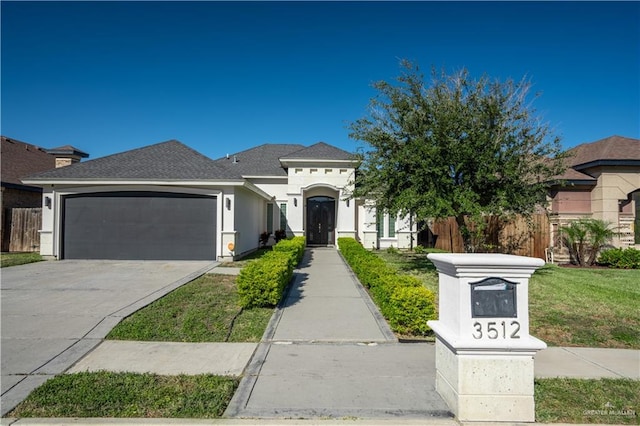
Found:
[535,378,639,424]
[8,372,238,418]
[107,274,272,342]
[0,252,43,268]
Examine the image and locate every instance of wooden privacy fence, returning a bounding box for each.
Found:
[427,214,550,259]
[9,208,42,252]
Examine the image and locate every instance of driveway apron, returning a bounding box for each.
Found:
[226,248,451,419]
[1,259,214,416]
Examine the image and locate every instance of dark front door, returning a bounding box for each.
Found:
[306,196,335,245]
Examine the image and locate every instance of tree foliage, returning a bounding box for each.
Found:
[348,61,568,251]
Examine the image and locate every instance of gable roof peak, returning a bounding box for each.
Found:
[281,141,356,161]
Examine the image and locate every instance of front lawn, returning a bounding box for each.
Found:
[529,265,640,348]
[8,372,238,418]
[107,274,273,342]
[375,250,640,349]
[0,252,42,268]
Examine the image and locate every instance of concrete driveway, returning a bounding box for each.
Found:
[1,259,215,416]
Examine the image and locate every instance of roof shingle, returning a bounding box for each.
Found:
[25,140,241,181]
[281,142,356,161]
[554,135,640,181]
[1,136,56,186]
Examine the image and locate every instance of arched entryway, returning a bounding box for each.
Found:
[306,196,335,245]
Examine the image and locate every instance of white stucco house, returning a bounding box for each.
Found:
[22,140,415,261]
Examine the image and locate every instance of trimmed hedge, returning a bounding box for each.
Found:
[598,247,640,269]
[337,237,437,336]
[272,236,306,265]
[237,237,306,308]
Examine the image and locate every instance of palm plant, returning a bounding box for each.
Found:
[560,219,616,266]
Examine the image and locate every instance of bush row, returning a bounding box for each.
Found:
[237,237,306,308]
[598,247,640,269]
[338,237,436,336]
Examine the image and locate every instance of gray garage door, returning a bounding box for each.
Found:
[62,192,217,260]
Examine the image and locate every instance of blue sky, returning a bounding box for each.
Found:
[2,1,639,161]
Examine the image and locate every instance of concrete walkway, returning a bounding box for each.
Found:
[225,248,452,419]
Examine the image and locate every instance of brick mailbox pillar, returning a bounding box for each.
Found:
[427,253,546,422]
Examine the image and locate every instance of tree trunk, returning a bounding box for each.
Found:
[455,214,472,253]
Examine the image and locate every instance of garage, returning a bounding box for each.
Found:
[62,191,217,260]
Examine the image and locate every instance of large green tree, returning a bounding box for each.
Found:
[349,61,568,252]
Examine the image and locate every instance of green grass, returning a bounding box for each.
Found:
[107,274,273,342]
[218,247,271,268]
[375,250,640,348]
[374,250,440,295]
[0,252,43,268]
[8,372,238,418]
[535,378,639,424]
[529,265,640,348]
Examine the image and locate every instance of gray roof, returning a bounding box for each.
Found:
[281,142,356,161]
[25,140,241,181]
[24,140,357,182]
[46,145,90,158]
[212,144,305,177]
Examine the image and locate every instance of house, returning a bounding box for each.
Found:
[23,139,411,261]
[548,135,640,252]
[1,136,88,251]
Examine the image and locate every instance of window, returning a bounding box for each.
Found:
[279,203,287,230]
[388,214,396,237]
[266,203,274,234]
[377,209,384,239]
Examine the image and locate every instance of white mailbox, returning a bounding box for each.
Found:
[427,253,546,423]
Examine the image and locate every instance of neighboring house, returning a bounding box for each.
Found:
[1,136,89,251]
[548,135,640,253]
[24,140,409,261]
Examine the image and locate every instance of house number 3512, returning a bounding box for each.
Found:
[472,321,521,339]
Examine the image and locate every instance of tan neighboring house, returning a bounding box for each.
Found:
[548,135,640,258]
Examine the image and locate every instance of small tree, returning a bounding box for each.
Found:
[561,219,616,266]
[348,61,568,252]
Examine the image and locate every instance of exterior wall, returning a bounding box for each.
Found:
[231,187,265,259]
[286,165,356,242]
[550,189,592,214]
[357,200,378,249]
[590,167,640,247]
[589,167,640,224]
[250,178,288,201]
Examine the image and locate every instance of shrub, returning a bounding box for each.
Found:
[388,286,437,335]
[338,237,437,336]
[237,237,306,308]
[413,245,427,254]
[272,236,306,264]
[598,247,640,269]
[274,229,287,243]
